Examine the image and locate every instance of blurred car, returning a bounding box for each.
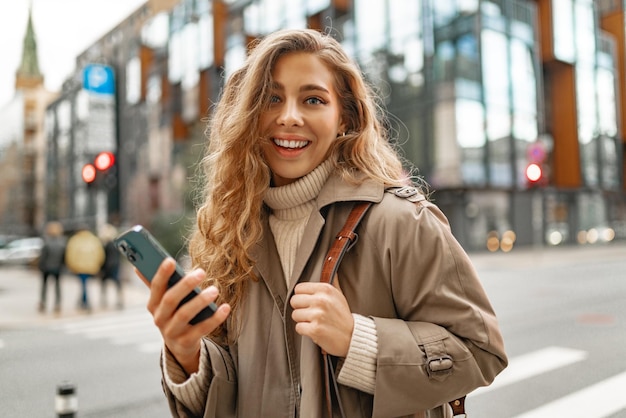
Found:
[0,234,20,248]
[0,237,44,266]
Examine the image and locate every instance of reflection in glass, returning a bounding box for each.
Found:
[168,32,183,83]
[597,65,617,138]
[482,29,512,187]
[552,0,575,63]
[459,106,488,186]
[307,0,330,15]
[142,13,170,49]
[182,23,200,90]
[198,14,214,69]
[434,41,455,82]
[354,0,386,62]
[456,33,479,82]
[574,0,595,64]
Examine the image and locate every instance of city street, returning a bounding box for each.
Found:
[1,242,626,417]
[0,264,170,417]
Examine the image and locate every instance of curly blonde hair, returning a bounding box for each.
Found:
[189,29,417,338]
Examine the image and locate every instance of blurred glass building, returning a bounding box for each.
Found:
[40,0,626,251]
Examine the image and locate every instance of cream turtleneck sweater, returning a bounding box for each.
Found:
[264,160,377,394]
[263,159,332,282]
[162,161,378,415]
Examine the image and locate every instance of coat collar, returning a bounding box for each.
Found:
[316,170,386,209]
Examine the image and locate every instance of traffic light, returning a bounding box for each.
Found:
[94,151,115,171]
[525,142,548,187]
[81,152,117,189]
[525,163,543,183]
[81,163,97,185]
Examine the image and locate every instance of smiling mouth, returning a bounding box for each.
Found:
[273,138,310,149]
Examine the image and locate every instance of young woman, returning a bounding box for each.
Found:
[145,29,507,417]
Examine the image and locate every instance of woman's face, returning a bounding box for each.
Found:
[260,52,345,187]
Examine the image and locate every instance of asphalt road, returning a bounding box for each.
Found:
[466,243,626,417]
[0,264,169,417]
[1,242,625,417]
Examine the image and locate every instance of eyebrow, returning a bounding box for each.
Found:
[270,82,330,94]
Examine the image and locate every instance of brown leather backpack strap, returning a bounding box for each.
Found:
[320,202,372,418]
[320,201,372,285]
[321,201,467,418]
[449,396,466,416]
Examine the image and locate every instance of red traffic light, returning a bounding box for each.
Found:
[94,151,115,171]
[81,163,97,183]
[525,163,542,183]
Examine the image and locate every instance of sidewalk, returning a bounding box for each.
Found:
[1,241,624,329]
[468,240,626,271]
[0,262,150,329]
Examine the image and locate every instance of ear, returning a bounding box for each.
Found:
[338,119,347,136]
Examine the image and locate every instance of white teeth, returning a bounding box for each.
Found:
[273,139,308,149]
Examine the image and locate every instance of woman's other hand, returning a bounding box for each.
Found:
[290,278,354,357]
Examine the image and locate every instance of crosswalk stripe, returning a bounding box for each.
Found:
[67,317,152,336]
[513,370,626,418]
[471,346,588,396]
[138,341,163,354]
[111,329,162,345]
[50,308,160,353]
[53,309,150,331]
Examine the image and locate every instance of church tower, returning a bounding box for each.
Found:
[15,3,44,91]
[8,2,56,234]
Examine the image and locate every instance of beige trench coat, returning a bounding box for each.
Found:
[162,174,507,417]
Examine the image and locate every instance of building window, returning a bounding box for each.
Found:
[552,0,576,63]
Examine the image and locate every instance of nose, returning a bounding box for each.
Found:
[276,100,303,127]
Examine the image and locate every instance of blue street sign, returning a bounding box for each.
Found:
[83,64,115,95]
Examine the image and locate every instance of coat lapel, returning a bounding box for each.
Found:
[253,213,288,314]
[288,209,325,288]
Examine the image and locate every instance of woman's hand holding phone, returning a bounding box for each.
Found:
[141,258,231,375]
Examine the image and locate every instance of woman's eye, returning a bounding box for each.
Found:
[305,97,324,105]
[269,95,281,104]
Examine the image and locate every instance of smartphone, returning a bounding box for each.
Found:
[114,225,217,325]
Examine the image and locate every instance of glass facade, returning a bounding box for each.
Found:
[551,0,620,191]
[39,0,625,251]
[214,0,624,249]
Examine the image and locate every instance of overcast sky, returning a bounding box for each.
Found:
[0,0,147,106]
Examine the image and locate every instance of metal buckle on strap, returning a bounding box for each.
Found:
[427,355,453,375]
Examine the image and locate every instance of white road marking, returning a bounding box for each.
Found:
[513,370,626,418]
[137,341,163,354]
[471,346,588,396]
[53,309,150,331]
[51,308,160,353]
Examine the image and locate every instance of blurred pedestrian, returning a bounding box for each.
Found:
[65,227,105,312]
[99,223,123,309]
[37,221,67,313]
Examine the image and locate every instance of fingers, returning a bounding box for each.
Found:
[157,268,206,323]
[290,281,353,356]
[142,258,231,375]
[147,258,230,333]
[145,258,176,316]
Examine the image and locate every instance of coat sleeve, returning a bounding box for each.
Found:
[369,199,507,416]
[161,338,237,418]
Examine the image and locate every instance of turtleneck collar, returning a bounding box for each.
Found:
[264,159,334,213]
